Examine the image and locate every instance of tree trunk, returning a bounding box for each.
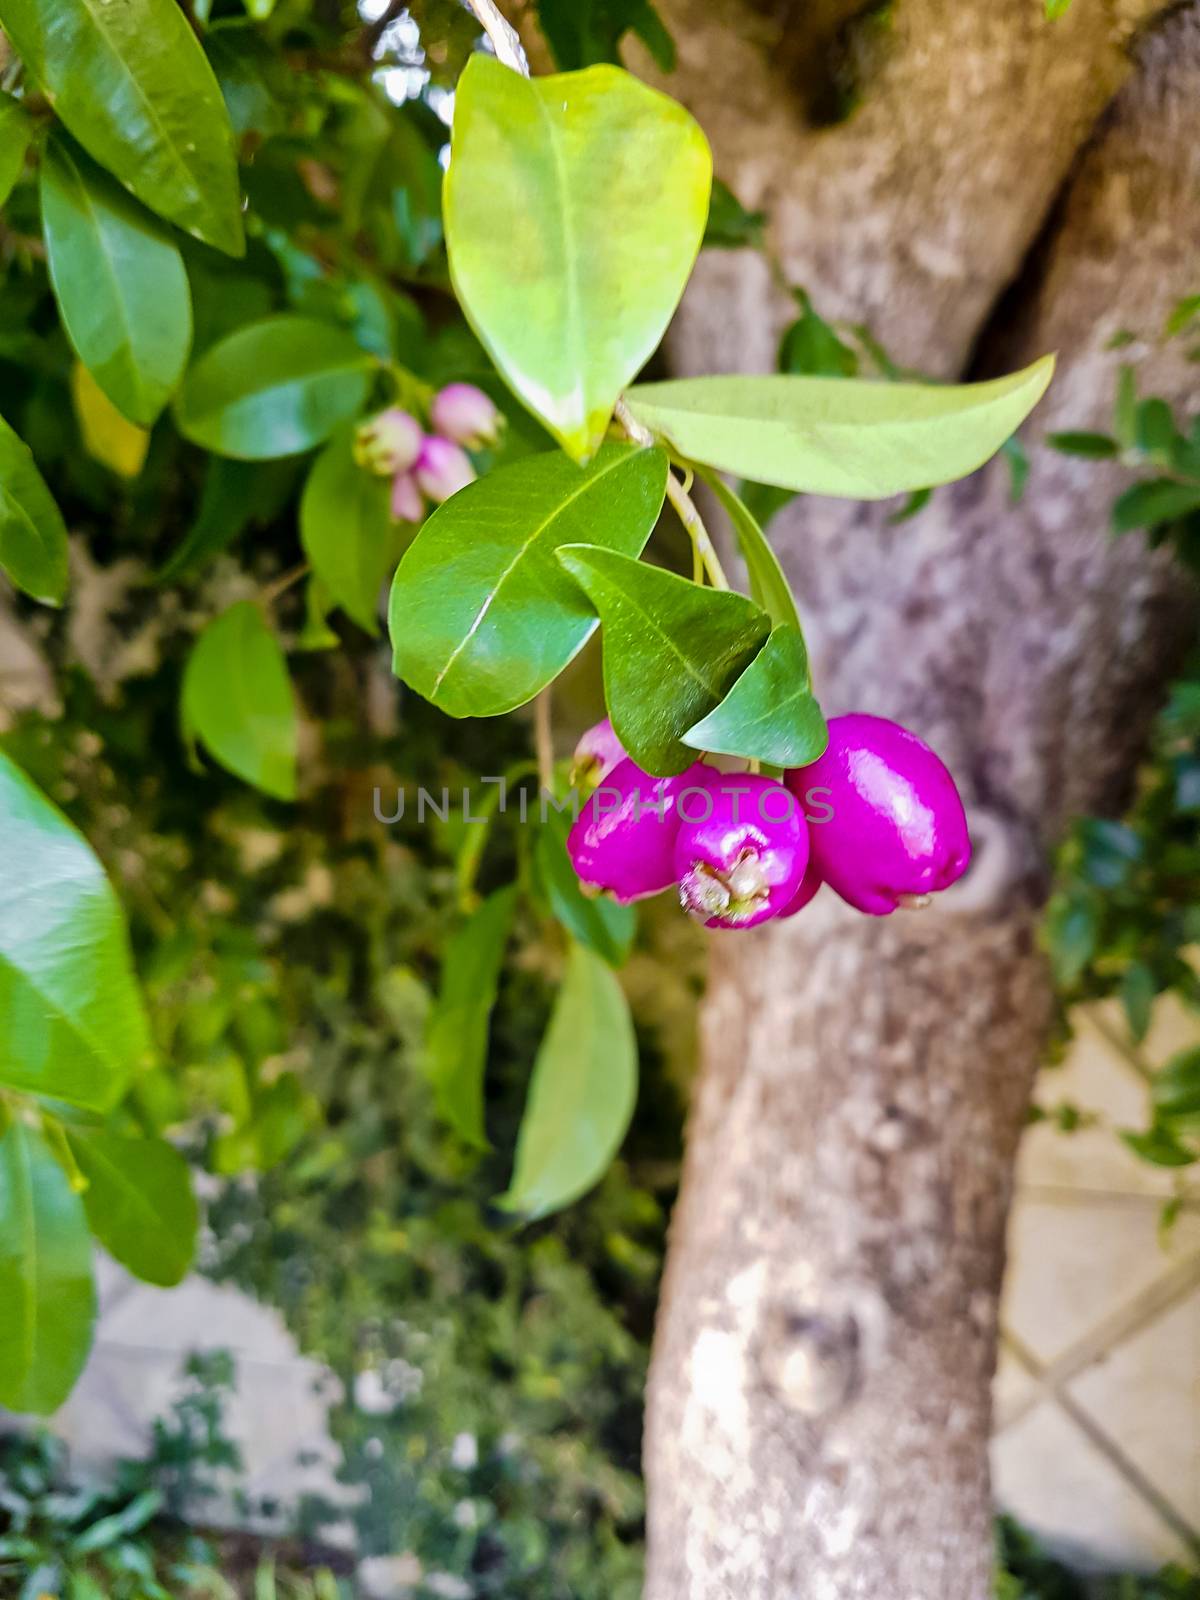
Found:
[641,4,1200,1596]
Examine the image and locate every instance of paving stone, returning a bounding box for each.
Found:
[1068,1290,1200,1536]
[992,1402,1193,1573]
[1001,1198,1200,1366]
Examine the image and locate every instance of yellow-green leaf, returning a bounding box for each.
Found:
[445,57,711,460]
[0,1120,96,1415]
[495,941,637,1220]
[0,750,150,1110]
[181,602,298,801]
[624,356,1055,498]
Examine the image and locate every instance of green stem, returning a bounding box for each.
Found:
[613,399,730,590]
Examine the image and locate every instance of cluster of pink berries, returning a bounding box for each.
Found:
[353,383,503,523]
[566,713,972,929]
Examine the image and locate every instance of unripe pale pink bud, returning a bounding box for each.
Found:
[674,770,809,930]
[430,383,503,450]
[354,407,424,476]
[786,713,971,916]
[567,756,713,903]
[390,470,424,523]
[570,717,626,790]
[415,435,476,504]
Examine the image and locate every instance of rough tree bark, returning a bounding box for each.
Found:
[633,3,1200,1597]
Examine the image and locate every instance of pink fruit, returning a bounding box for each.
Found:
[787,713,970,916]
[567,756,713,904]
[674,770,809,930]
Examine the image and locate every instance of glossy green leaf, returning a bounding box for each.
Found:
[0,91,31,206]
[536,809,636,967]
[42,135,192,427]
[0,0,242,254]
[0,411,69,605]
[0,750,150,1110]
[390,443,667,717]
[699,469,798,628]
[624,355,1055,498]
[181,601,298,801]
[445,57,711,460]
[426,885,518,1149]
[495,940,637,1220]
[684,625,827,766]
[557,545,770,775]
[0,1120,96,1415]
[175,317,376,460]
[300,428,403,635]
[66,1128,197,1288]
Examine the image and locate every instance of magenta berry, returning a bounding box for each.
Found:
[570,717,626,789]
[778,861,823,918]
[430,383,503,450]
[415,435,476,504]
[787,713,971,916]
[674,770,809,930]
[567,756,712,904]
[390,470,424,523]
[354,407,424,476]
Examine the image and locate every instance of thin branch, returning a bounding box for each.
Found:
[614,399,730,590]
[261,562,310,607]
[464,0,529,74]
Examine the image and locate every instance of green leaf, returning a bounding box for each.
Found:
[557,544,771,775]
[495,940,637,1220]
[1119,961,1156,1044]
[698,469,799,627]
[1045,0,1073,17]
[41,134,192,428]
[156,458,298,584]
[426,885,518,1149]
[0,1121,96,1415]
[0,0,242,254]
[390,443,667,717]
[301,428,404,635]
[175,316,375,460]
[0,750,149,1110]
[1153,1047,1200,1121]
[683,625,827,766]
[69,1489,163,1556]
[624,355,1055,498]
[1046,430,1119,459]
[536,809,636,967]
[778,289,858,378]
[0,411,69,605]
[702,176,765,249]
[537,0,676,71]
[66,1129,197,1288]
[1165,295,1200,339]
[1112,480,1200,535]
[181,601,298,801]
[0,91,31,206]
[444,57,711,460]
[1121,1126,1196,1168]
[1114,364,1137,449]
